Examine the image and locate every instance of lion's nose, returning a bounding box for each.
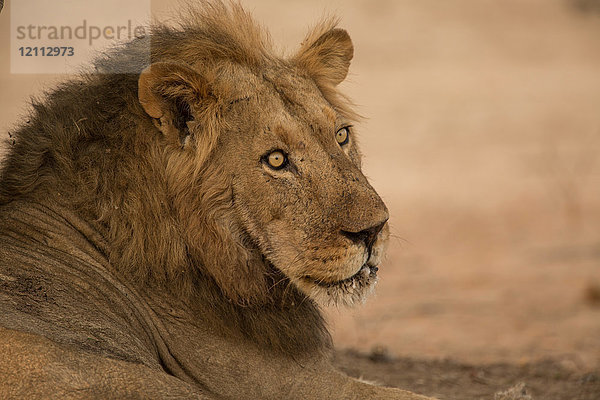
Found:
[340,218,388,250]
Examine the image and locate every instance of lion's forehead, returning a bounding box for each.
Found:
[222,66,334,120]
[263,70,332,113]
[216,64,344,154]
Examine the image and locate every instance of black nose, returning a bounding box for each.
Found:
[341,219,387,250]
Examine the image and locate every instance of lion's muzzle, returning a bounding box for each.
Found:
[340,218,388,256]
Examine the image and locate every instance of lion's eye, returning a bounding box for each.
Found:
[336,127,350,146]
[265,150,287,170]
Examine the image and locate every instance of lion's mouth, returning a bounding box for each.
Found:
[295,262,380,306]
[304,264,378,289]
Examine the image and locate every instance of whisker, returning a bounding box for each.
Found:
[389,233,411,246]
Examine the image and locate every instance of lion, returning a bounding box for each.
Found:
[0,2,435,399]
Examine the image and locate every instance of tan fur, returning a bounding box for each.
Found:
[0,2,435,399]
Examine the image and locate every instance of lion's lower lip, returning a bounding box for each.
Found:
[307,264,378,288]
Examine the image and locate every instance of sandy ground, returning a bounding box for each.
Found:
[1,0,600,397]
[334,349,600,400]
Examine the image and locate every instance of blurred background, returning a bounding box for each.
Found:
[1,0,599,370]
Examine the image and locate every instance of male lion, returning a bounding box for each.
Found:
[0,2,434,399]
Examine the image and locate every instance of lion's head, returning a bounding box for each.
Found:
[134,5,388,307]
[0,3,388,310]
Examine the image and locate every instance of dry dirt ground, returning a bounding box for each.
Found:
[1,1,600,399]
[334,349,600,400]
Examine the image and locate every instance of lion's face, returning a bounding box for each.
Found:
[212,68,388,306]
[138,27,388,306]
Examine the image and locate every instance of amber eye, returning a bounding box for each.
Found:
[265,150,287,170]
[336,127,350,146]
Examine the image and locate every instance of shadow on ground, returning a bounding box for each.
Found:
[335,349,600,400]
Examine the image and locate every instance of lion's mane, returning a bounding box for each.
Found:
[0,2,353,355]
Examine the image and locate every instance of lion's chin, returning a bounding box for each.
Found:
[298,264,379,307]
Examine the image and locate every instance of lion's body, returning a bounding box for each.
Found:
[0,2,434,399]
[0,202,334,399]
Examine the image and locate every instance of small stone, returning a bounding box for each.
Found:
[584,282,600,307]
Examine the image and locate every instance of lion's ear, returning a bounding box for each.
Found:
[138,62,213,145]
[293,27,354,86]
